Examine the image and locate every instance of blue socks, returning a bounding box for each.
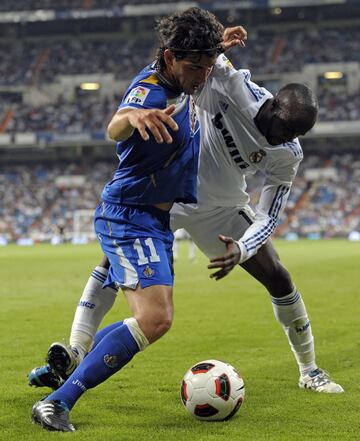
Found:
[92,320,123,349]
[47,322,139,409]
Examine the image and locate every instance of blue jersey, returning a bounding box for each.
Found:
[101,63,200,206]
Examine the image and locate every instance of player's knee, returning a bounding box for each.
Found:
[137,313,173,343]
[147,318,172,343]
[155,316,173,338]
[266,261,293,297]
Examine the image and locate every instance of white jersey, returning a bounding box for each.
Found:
[172,55,303,263]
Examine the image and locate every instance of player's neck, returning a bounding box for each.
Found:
[157,69,183,96]
[254,99,272,137]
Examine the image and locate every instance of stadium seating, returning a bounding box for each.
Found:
[1,27,360,86]
[1,152,358,242]
[0,2,359,243]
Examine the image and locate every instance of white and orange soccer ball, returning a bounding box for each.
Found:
[180,359,245,421]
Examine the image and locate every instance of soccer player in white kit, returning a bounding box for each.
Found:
[170,55,343,393]
[29,43,343,394]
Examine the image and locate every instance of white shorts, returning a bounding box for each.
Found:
[173,228,191,240]
[170,203,255,259]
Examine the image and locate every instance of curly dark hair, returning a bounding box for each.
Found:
[155,7,224,72]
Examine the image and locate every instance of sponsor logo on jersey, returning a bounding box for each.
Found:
[78,300,96,309]
[104,354,120,368]
[213,112,249,169]
[249,149,267,164]
[125,86,150,105]
[143,265,155,278]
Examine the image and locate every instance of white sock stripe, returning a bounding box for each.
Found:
[93,269,107,278]
[93,267,118,292]
[91,270,107,283]
[94,266,109,275]
[271,290,300,306]
[91,274,105,284]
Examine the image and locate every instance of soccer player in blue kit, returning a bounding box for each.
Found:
[31,7,233,432]
[30,20,343,425]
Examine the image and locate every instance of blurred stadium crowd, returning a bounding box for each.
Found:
[2,88,359,135]
[1,152,359,243]
[0,0,359,244]
[1,27,360,86]
[0,0,170,11]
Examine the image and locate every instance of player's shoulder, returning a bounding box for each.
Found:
[214,55,259,83]
[283,139,303,160]
[272,139,303,162]
[212,56,271,105]
[213,54,237,75]
[237,69,272,104]
[122,65,167,109]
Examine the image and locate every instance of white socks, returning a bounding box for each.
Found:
[271,288,317,376]
[69,266,118,360]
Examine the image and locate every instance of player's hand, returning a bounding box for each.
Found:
[222,26,247,51]
[128,104,178,143]
[207,234,241,280]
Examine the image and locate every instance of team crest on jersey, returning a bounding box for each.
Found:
[249,149,267,164]
[125,86,150,105]
[143,265,154,278]
[220,54,234,69]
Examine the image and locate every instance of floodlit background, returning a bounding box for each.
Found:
[0,0,359,244]
[0,1,359,440]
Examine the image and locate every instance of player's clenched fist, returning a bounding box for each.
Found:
[107,104,178,144]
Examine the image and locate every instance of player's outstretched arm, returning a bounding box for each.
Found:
[107,104,178,143]
[207,235,241,280]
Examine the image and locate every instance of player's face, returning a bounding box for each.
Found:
[170,54,217,95]
[265,114,303,146]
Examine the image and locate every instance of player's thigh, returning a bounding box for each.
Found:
[123,284,174,343]
[172,204,255,258]
[123,284,174,323]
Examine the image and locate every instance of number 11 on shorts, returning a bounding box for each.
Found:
[133,238,161,265]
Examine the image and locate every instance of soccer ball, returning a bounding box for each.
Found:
[180,359,245,421]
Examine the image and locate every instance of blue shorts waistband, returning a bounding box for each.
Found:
[102,202,170,222]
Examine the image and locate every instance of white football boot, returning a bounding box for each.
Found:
[47,342,80,379]
[299,368,344,393]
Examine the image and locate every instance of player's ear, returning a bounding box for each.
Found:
[272,98,279,110]
[163,49,175,67]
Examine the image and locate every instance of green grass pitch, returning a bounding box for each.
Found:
[0,240,359,440]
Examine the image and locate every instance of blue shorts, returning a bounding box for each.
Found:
[94,202,174,289]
